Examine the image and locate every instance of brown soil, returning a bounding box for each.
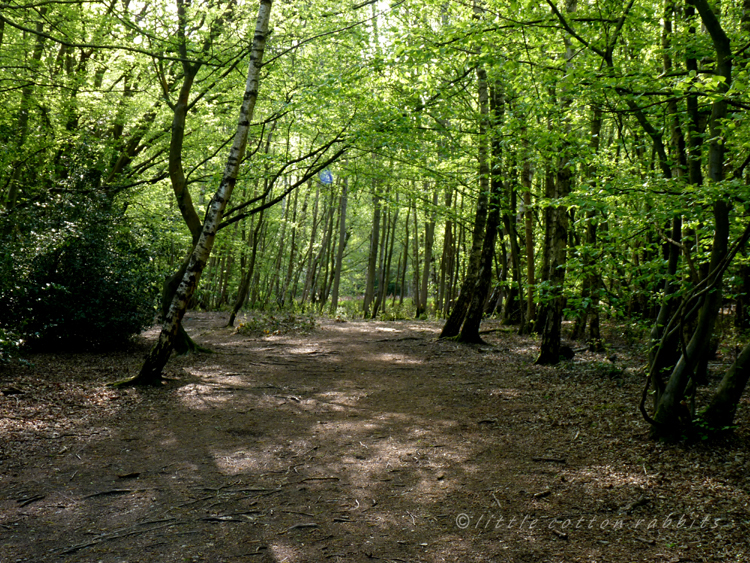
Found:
[1,313,749,563]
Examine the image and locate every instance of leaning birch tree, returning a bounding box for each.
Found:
[118,0,273,386]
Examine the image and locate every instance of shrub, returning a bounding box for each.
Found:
[1,197,160,349]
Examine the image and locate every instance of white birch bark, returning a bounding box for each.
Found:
[126,0,274,384]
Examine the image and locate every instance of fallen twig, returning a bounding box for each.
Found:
[550,527,568,540]
[83,489,133,499]
[478,328,512,334]
[286,522,319,532]
[531,457,566,464]
[202,516,250,523]
[60,522,176,554]
[635,536,655,545]
[17,494,45,507]
[283,510,315,517]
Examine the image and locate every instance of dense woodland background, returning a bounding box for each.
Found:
[2,0,750,440]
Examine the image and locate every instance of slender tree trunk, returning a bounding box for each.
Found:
[250,220,268,306]
[363,186,382,317]
[227,195,266,326]
[440,63,490,338]
[301,187,321,305]
[438,187,454,316]
[535,168,572,364]
[270,194,290,306]
[418,185,438,317]
[460,179,501,343]
[381,200,399,314]
[501,170,524,327]
[400,206,410,306]
[572,106,604,349]
[461,83,505,342]
[319,189,338,308]
[392,204,403,309]
[536,0,576,363]
[445,193,461,315]
[329,178,348,314]
[373,195,391,317]
[411,200,421,313]
[5,9,47,210]
[281,188,301,306]
[311,197,334,307]
[122,0,273,386]
[520,132,536,334]
[535,168,555,334]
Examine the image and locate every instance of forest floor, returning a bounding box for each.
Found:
[1,313,749,563]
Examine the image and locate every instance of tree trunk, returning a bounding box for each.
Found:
[501,175,524,327]
[120,0,273,386]
[571,106,604,349]
[459,84,504,342]
[372,197,391,317]
[227,197,266,326]
[411,200,421,313]
[400,206,410,306]
[270,194,289,306]
[4,9,47,211]
[281,188,301,306]
[535,167,556,334]
[700,340,750,430]
[521,165,535,333]
[329,177,348,314]
[536,1,576,363]
[363,186,381,317]
[381,199,399,315]
[417,185,438,317]
[301,186,320,305]
[438,186,454,316]
[440,64,490,338]
[650,0,732,437]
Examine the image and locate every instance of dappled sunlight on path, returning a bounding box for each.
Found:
[1,314,749,562]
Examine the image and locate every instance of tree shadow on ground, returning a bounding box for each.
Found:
[1,314,748,562]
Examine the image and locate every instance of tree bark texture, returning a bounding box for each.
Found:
[418,185,438,317]
[363,186,381,317]
[440,64,490,338]
[329,178,348,314]
[127,0,273,385]
[649,0,733,436]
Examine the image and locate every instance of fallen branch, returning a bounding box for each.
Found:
[60,521,176,555]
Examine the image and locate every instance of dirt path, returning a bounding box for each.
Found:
[1,314,748,562]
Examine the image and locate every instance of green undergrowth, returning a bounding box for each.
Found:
[235,312,317,337]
